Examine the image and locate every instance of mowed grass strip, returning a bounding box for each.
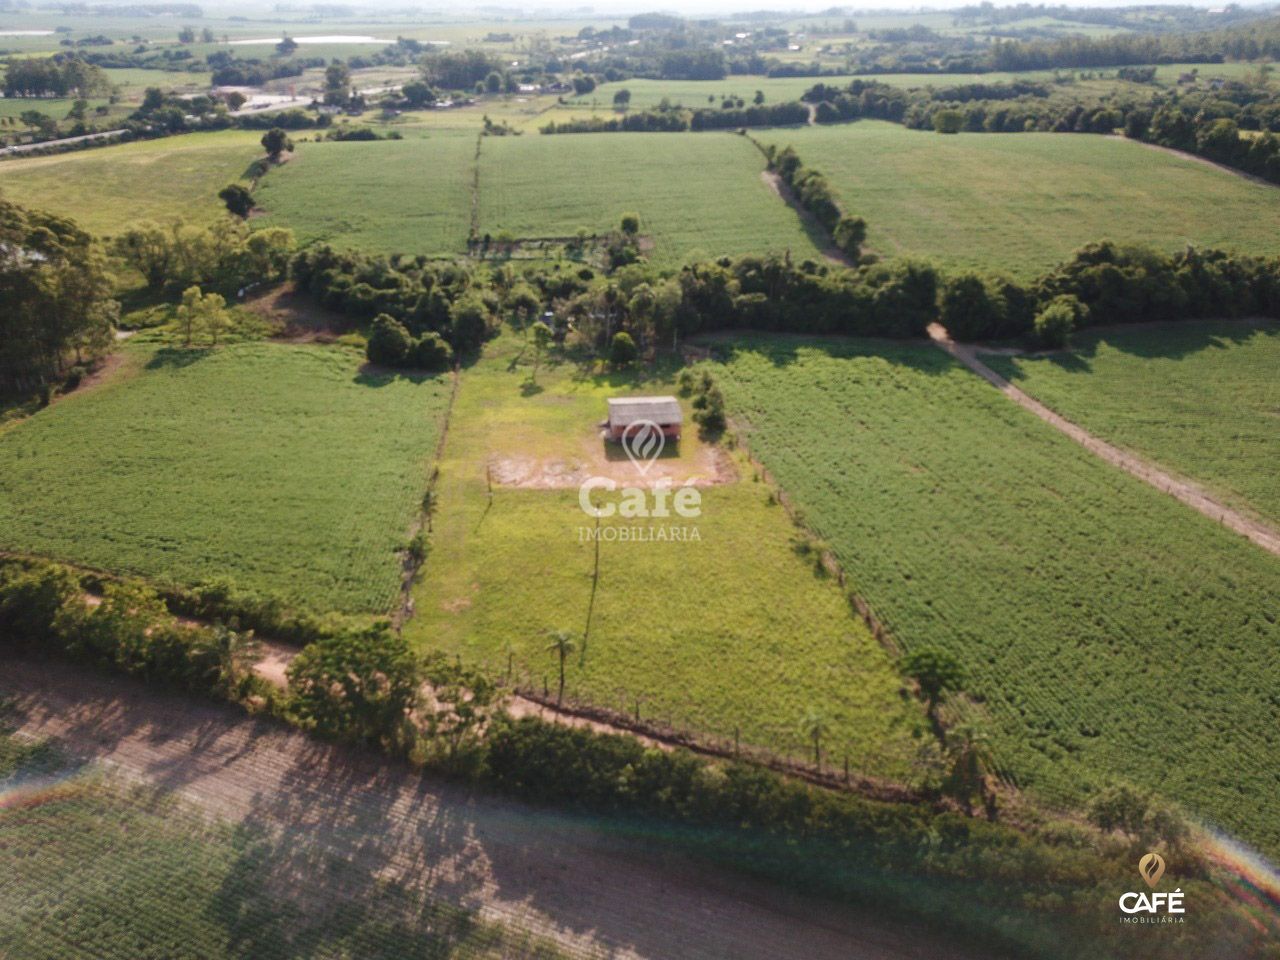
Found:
[714,335,1280,856]
[0,342,451,613]
[0,131,264,237]
[986,321,1280,527]
[252,135,477,255]
[476,132,827,266]
[406,334,922,773]
[758,121,1280,276]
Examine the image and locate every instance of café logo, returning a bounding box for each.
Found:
[1118,852,1186,924]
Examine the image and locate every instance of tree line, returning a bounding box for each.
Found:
[2,56,112,98]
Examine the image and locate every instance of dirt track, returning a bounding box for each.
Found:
[1,658,991,960]
[928,323,1280,557]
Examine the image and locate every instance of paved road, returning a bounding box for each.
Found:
[0,128,126,156]
[1,657,991,960]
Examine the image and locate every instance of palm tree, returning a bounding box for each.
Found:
[942,724,999,819]
[546,630,578,707]
[801,708,830,770]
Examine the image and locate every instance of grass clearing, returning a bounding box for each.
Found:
[0,341,451,614]
[713,334,1280,857]
[758,121,1280,276]
[477,132,826,266]
[252,135,477,255]
[405,333,923,772]
[984,321,1280,527]
[0,130,263,236]
[0,733,568,960]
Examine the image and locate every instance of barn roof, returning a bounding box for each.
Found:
[607,396,683,426]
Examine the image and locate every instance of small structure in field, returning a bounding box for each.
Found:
[603,396,682,442]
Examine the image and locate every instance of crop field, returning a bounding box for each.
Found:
[477,133,826,266]
[0,342,451,613]
[0,131,263,237]
[712,335,1280,857]
[562,76,851,111]
[0,734,567,960]
[404,334,923,772]
[985,321,1280,527]
[252,135,477,255]
[757,121,1280,276]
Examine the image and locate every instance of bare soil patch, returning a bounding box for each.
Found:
[242,281,353,342]
[489,438,737,490]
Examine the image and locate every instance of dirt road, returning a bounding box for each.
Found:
[1,658,989,960]
[928,323,1280,557]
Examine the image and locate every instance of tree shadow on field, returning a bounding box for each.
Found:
[1083,317,1278,361]
[353,364,449,388]
[996,319,1278,384]
[145,346,213,371]
[693,331,956,378]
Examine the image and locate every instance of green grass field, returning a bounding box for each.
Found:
[985,321,1280,527]
[0,732,567,960]
[476,132,826,266]
[252,135,476,255]
[404,333,923,772]
[758,121,1280,276]
[713,334,1280,857]
[563,76,846,111]
[0,130,263,237]
[0,342,451,613]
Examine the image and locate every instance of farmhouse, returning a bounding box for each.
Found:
[604,396,682,442]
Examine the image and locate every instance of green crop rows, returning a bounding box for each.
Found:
[986,321,1280,527]
[253,135,478,256]
[757,121,1280,276]
[714,334,1280,856]
[475,132,825,266]
[0,342,451,613]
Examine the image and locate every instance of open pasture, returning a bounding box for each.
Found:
[0,342,451,614]
[985,321,1280,527]
[758,121,1280,276]
[252,135,476,255]
[0,130,263,236]
[477,132,826,266]
[713,335,1280,857]
[404,334,923,772]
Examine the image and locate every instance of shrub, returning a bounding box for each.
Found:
[366,314,413,366]
[449,296,491,352]
[286,624,422,750]
[411,331,454,371]
[1033,295,1084,348]
[609,331,638,366]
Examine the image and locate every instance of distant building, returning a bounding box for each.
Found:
[604,396,682,442]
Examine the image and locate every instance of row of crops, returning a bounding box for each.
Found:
[714,334,1280,857]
